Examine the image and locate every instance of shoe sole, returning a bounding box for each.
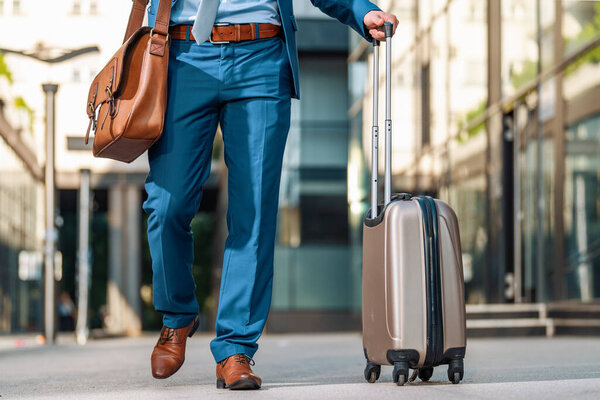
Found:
[216,378,261,390]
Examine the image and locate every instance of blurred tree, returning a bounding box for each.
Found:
[0,53,13,84]
[14,96,34,132]
[1,53,34,132]
[456,99,487,142]
[510,59,537,90]
[509,3,600,87]
[565,2,600,75]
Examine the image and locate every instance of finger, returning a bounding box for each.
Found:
[369,29,384,40]
[367,12,385,28]
[390,17,399,34]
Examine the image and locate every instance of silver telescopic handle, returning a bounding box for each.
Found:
[384,22,393,206]
[371,40,379,218]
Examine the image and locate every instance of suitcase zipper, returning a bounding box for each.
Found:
[427,197,444,366]
[416,197,434,366]
[417,197,444,367]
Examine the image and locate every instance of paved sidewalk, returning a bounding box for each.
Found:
[0,334,45,351]
[1,333,600,399]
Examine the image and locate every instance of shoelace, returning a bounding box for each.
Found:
[220,354,255,367]
[234,354,256,366]
[158,327,176,345]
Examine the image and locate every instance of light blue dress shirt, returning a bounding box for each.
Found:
[171,0,282,26]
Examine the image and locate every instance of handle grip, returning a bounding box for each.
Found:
[384,21,393,38]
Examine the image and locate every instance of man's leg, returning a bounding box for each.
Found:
[143,40,221,328]
[210,36,292,364]
[143,39,222,378]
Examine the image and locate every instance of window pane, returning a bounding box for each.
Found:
[501,0,538,95]
[564,115,600,300]
[449,0,488,141]
[448,173,488,304]
[72,0,81,15]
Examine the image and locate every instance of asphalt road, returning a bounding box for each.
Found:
[1,333,600,399]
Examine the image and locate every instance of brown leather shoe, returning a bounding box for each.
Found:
[216,354,262,390]
[151,316,199,379]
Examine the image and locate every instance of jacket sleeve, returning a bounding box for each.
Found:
[309,0,381,41]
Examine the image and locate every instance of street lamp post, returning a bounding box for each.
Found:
[42,83,58,344]
[76,169,91,344]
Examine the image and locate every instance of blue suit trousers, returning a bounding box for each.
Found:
[142,32,292,363]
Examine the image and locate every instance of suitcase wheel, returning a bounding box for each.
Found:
[451,372,461,384]
[364,361,380,383]
[392,361,409,386]
[447,359,464,384]
[418,367,434,382]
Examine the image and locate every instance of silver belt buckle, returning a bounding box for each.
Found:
[209,22,232,44]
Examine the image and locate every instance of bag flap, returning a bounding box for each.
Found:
[87,26,151,116]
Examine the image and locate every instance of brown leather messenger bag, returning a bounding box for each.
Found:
[85,0,172,163]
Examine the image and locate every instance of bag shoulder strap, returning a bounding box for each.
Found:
[123,0,172,44]
[123,0,149,43]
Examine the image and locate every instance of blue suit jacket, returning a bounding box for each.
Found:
[147,0,381,99]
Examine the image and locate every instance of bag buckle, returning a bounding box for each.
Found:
[209,23,232,44]
[150,28,170,43]
[85,103,99,145]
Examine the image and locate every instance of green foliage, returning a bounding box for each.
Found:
[509,59,538,90]
[456,99,487,143]
[1,54,34,132]
[565,2,600,76]
[511,3,600,87]
[14,96,34,132]
[0,52,13,84]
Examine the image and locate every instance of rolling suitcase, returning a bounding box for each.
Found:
[361,23,466,386]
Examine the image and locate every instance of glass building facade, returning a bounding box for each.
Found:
[349,0,600,305]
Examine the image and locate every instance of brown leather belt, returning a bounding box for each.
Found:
[168,23,282,43]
